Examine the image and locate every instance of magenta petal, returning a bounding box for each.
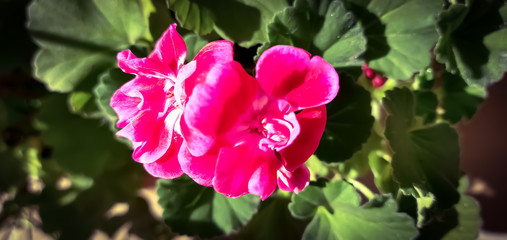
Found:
[255,45,310,98]
[280,105,327,171]
[184,40,234,97]
[183,62,258,156]
[213,143,279,199]
[285,56,339,109]
[277,165,310,194]
[180,114,215,157]
[149,23,186,73]
[143,134,184,179]
[178,142,217,187]
[117,50,175,79]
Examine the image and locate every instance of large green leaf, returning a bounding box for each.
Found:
[168,0,288,47]
[442,178,481,240]
[383,87,461,208]
[441,72,483,123]
[315,74,374,163]
[38,94,131,176]
[434,0,505,87]
[289,181,418,240]
[349,0,442,79]
[27,0,153,92]
[261,0,367,68]
[157,177,260,237]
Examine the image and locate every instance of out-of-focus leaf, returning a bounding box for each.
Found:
[315,74,374,163]
[349,0,441,79]
[183,34,209,62]
[442,72,483,123]
[27,0,154,92]
[168,0,288,47]
[435,0,505,87]
[157,177,259,237]
[442,177,481,240]
[261,0,367,68]
[289,181,418,240]
[38,94,131,176]
[384,87,461,208]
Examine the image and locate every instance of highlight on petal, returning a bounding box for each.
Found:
[183,40,235,97]
[149,23,187,72]
[143,134,184,179]
[117,50,175,79]
[178,142,218,187]
[183,61,258,156]
[277,165,310,194]
[213,142,279,199]
[255,45,339,109]
[280,105,327,171]
[285,56,339,109]
[255,45,310,98]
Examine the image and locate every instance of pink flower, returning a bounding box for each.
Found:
[110,23,235,178]
[180,46,339,199]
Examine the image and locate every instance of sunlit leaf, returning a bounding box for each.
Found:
[262,0,367,68]
[289,181,418,240]
[27,0,153,92]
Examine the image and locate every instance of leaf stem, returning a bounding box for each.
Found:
[347,178,375,200]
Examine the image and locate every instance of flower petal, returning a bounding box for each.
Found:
[183,40,235,97]
[110,76,167,128]
[213,142,279,199]
[255,45,310,99]
[280,105,327,171]
[255,45,339,109]
[285,56,339,109]
[277,165,310,194]
[149,23,186,73]
[183,62,258,156]
[178,142,218,187]
[143,134,184,179]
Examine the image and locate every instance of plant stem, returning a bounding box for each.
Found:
[347,178,375,200]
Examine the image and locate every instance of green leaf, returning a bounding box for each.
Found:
[350,0,442,79]
[315,74,374,163]
[442,177,481,240]
[442,72,483,124]
[27,0,153,92]
[369,151,399,195]
[238,197,309,240]
[94,68,134,126]
[337,131,382,179]
[168,0,288,47]
[384,87,461,208]
[262,0,367,68]
[305,155,330,181]
[289,181,418,240]
[38,94,131,176]
[434,0,505,87]
[157,177,260,237]
[414,90,438,124]
[183,33,209,62]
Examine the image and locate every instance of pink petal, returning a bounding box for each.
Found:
[255,45,310,99]
[280,105,327,171]
[255,45,339,109]
[183,40,234,97]
[148,23,186,73]
[110,76,167,128]
[183,62,258,156]
[117,50,175,79]
[178,142,218,187]
[213,142,279,199]
[285,56,339,109]
[143,134,184,178]
[277,165,310,194]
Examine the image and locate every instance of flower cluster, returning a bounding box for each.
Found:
[362,63,387,88]
[111,24,339,200]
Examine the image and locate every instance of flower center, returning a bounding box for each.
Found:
[258,116,294,151]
